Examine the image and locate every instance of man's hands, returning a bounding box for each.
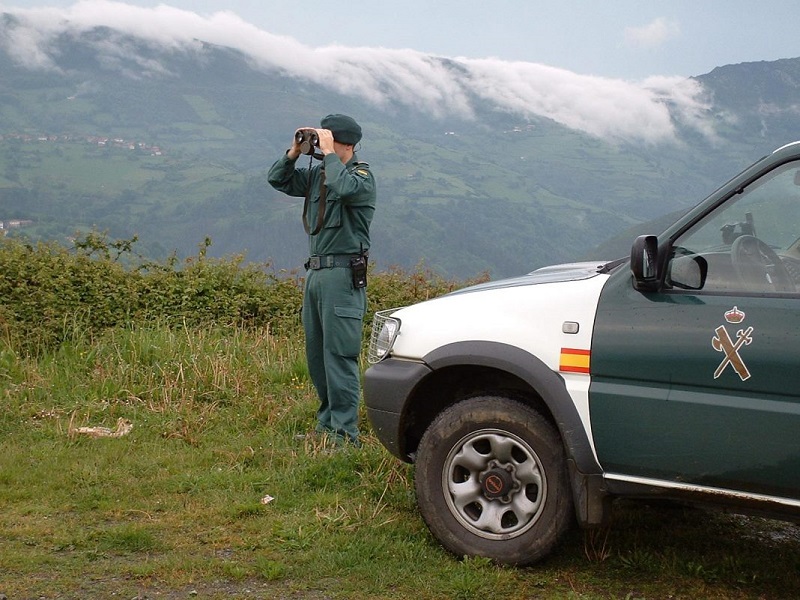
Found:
[315,128,335,155]
[287,127,335,160]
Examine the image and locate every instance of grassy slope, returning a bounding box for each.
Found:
[0,38,739,280]
[0,122,704,278]
[0,237,797,599]
[1,324,799,599]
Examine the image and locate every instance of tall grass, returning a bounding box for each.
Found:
[1,235,799,599]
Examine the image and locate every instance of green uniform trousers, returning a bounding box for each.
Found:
[302,266,366,444]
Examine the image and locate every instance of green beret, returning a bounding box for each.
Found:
[320,113,362,145]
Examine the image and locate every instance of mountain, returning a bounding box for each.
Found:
[2,15,800,278]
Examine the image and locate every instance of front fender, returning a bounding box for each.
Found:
[422,341,602,478]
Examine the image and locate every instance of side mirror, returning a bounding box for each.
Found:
[631,235,659,292]
[669,255,708,290]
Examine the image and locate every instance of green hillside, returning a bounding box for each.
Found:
[2,29,799,278]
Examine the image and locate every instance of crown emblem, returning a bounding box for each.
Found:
[724,306,745,324]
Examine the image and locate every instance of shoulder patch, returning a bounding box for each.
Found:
[351,162,371,177]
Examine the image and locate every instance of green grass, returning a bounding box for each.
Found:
[0,239,797,598]
[1,323,799,599]
[3,141,243,195]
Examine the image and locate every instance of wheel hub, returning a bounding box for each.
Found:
[479,460,519,500]
[441,427,550,541]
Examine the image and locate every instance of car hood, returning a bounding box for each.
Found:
[448,259,622,296]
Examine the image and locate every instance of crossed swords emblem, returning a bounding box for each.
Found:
[711,324,753,381]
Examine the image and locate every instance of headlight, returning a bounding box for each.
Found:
[367,309,401,364]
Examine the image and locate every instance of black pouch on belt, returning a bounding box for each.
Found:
[349,254,368,289]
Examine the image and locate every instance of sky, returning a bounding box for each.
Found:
[1,1,799,144]
[3,0,799,80]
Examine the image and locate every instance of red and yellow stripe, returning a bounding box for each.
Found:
[560,347,590,374]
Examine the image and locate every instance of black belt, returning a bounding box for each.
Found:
[305,254,359,270]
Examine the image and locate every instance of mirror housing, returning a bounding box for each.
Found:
[631,235,659,292]
[669,255,708,291]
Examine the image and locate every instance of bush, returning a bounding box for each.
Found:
[0,233,484,355]
[0,237,135,352]
[0,234,303,354]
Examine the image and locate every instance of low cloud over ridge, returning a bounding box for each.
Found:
[0,0,715,143]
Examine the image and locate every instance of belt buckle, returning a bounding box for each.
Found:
[307,256,321,270]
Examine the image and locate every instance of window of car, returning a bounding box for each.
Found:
[667,161,800,294]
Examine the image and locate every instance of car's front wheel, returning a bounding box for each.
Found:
[415,395,573,565]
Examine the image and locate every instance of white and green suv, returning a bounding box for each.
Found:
[364,142,800,565]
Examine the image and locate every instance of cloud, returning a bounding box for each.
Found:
[0,1,714,143]
[462,60,712,142]
[624,17,681,49]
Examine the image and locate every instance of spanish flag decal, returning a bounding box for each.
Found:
[560,347,590,374]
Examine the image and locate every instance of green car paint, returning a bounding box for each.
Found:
[591,147,800,499]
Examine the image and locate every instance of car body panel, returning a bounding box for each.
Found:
[385,273,609,370]
[590,269,800,498]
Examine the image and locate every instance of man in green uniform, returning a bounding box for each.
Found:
[268,114,376,446]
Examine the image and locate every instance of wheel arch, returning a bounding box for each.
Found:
[400,341,608,525]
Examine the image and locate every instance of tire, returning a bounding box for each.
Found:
[415,395,573,566]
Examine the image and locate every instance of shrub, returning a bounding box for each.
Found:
[0,237,135,352]
[0,233,483,356]
[0,234,302,354]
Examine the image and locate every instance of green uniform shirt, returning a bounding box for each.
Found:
[268,152,376,256]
